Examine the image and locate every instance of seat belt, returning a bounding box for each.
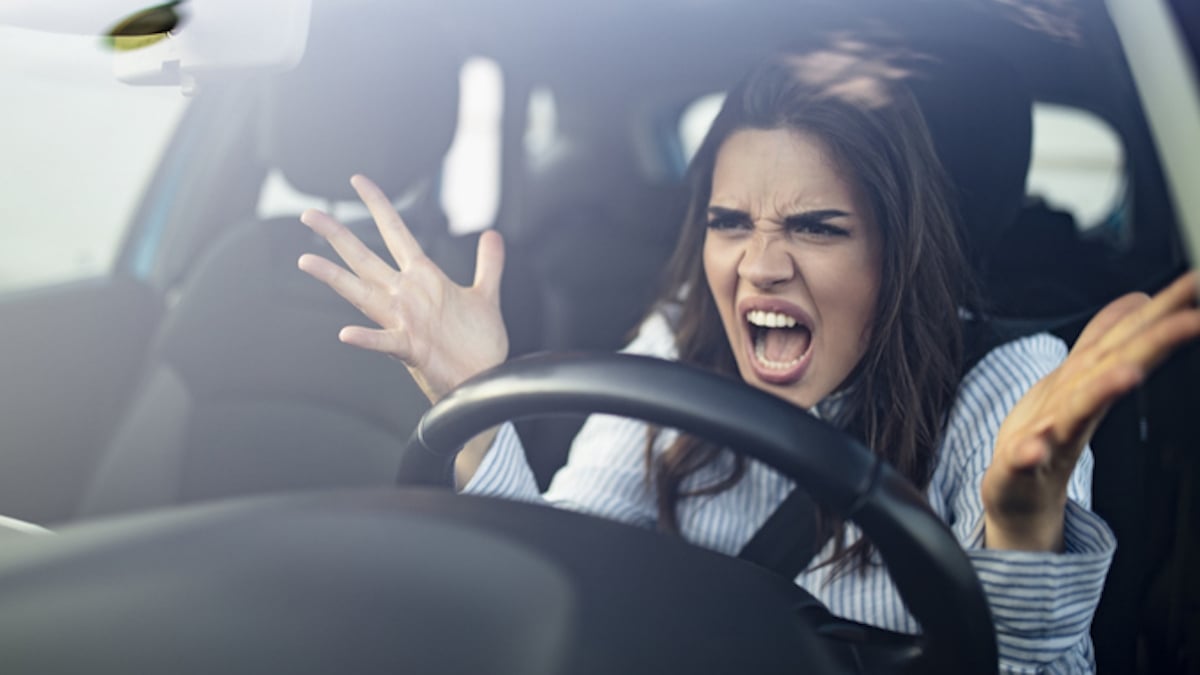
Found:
[737,315,1055,577]
[737,486,824,576]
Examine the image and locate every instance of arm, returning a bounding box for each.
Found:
[459,416,659,530]
[940,334,1113,674]
[298,174,509,485]
[945,271,1199,673]
[460,311,680,527]
[300,177,671,524]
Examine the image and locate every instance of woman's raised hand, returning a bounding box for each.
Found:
[983,271,1200,551]
[298,174,508,403]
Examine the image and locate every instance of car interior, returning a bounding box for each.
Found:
[0,0,1197,672]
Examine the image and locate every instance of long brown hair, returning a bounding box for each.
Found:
[650,48,975,573]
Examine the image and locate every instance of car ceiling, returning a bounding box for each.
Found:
[384,0,1129,114]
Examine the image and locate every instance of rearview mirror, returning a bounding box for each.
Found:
[0,0,312,89]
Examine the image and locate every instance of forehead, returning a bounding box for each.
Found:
[709,128,858,213]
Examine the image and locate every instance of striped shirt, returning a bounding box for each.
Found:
[464,311,1114,674]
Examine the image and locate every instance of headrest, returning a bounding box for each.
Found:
[903,42,1033,270]
[259,1,463,201]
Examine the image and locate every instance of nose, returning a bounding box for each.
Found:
[738,230,795,289]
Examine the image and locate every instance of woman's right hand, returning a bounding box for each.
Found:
[298,174,508,404]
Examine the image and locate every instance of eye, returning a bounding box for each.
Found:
[706,208,752,232]
[785,215,850,238]
[706,214,750,232]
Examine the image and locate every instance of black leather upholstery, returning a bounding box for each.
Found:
[904,42,1033,280]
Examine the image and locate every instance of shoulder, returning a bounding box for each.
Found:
[620,306,681,360]
[942,332,1067,459]
[960,331,1067,402]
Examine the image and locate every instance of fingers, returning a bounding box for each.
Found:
[1092,270,1198,356]
[1072,292,1147,352]
[297,253,403,331]
[290,261,418,362]
[1117,304,1200,372]
[297,253,371,307]
[300,208,396,282]
[1163,269,1199,304]
[351,174,426,269]
[339,325,413,359]
[1051,362,1141,446]
[1033,273,1198,469]
[473,229,505,303]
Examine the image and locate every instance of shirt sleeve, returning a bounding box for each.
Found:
[459,311,677,529]
[459,421,544,502]
[939,333,1115,674]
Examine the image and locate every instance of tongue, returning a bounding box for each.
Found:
[762,326,811,363]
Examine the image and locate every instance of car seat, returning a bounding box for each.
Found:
[502,113,688,486]
[78,2,467,517]
[908,41,1163,675]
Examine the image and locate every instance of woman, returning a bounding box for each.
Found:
[297,49,1200,673]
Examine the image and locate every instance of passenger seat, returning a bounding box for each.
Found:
[79,3,466,517]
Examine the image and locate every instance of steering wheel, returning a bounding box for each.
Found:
[0,354,995,674]
[398,352,998,673]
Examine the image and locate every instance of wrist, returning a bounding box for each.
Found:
[452,427,502,490]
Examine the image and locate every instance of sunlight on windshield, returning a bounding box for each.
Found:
[993,0,1082,44]
[781,38,915,110]
[0,26,187,293]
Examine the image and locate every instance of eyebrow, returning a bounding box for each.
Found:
[706,206,852,221]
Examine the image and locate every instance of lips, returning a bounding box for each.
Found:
[738,300,814,385]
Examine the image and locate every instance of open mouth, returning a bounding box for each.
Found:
[745,309,812,372]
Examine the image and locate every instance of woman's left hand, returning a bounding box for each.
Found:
[983,271,1200,551]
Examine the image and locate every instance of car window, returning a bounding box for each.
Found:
[1026,103,1126,232]
[678,92,724,168]
[0,26,187,294]
[525,86,560,163]
[441,57,503,235]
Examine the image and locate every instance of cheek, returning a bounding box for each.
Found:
[701,235,717,291]
[702,235,743,336]
[846,262,882,351]
[702,235,732,300]
[809,253,881,345]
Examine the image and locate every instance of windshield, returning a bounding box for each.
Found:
[0,2,1199,673]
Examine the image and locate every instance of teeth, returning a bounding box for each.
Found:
[746,310,798,329]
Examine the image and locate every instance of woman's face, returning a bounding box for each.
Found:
[703,127,883,409]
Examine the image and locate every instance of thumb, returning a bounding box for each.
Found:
[473,229,505,303]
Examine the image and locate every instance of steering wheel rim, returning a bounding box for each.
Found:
[398,352,998,674]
